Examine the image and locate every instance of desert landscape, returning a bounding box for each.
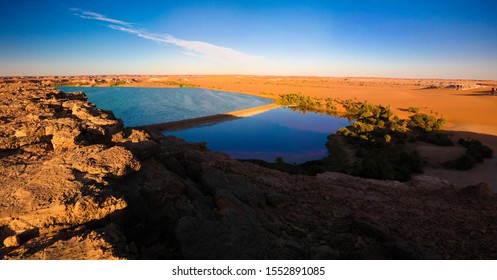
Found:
[2,1,497,268]
[6,74,497,189]
[1,75,497,260]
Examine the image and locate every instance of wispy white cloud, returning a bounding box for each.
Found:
[72,9,263,63]
[71,8,132,26]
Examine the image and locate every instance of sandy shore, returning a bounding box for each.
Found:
[137,103,279,131]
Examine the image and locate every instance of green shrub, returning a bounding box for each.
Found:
[357,152,396,180]
[389,116,408,133]
[458,138,493,161]
[384,134,392,143]
[324,98,337,111]
[275,156,285,165]
[394,151,423,181]
[110,81,127,87]
[407,107,420,113]
[163,81,199,88]
[276,93,316,108]
[417,133,454,146]
[445,154,476,170]
[397,151,423,173]
[409,113,446,132]
[444,138,493,170]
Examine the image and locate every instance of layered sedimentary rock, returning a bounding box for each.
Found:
[1,82,496,259]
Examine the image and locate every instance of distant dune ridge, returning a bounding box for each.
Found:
[1,77,497,259]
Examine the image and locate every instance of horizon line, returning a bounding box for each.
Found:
[1,74,496,82]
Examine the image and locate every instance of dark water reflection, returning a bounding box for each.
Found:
[166,107,351,163]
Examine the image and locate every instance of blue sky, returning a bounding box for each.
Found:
[1,0,497,79]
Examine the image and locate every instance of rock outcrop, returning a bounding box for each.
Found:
[1,82,497,260]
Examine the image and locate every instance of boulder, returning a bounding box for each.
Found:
[45,118,82,150]
[113,129,161,160]
[50,145,141,177]
[64,91,87,101]
[3,235,20,248]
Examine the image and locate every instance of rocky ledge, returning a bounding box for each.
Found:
[1,82,496,259]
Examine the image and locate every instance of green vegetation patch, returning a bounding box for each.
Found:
[409,113,446,132]
[110,81,127,87]
[276,93,339,112]
[250,93,490,181]
[163,81,199,88]
[445,138,493,170]
[55,82,88,86]
[417,132,454,146]
[407,107,420,113]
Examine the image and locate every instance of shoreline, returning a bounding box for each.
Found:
[135,103,280,132]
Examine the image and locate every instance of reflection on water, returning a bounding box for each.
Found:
[166,107,351,163]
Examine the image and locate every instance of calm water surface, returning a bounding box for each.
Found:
[58,87,273,127]
[59,86,350,163]
[166,107,351,163]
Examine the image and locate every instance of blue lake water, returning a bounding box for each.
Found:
[167,107,351,163]
[58,87,273,127]
[59,86,351,163]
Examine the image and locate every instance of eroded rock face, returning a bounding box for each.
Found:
[49,145,141,178]
[2,224,128,260]
[0,83,137,259]
[2,81,497,260]
[45,118,83,150]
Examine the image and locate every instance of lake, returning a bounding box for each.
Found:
[166,107,351,163]
[58,86,273,127]
[59,86,351,163]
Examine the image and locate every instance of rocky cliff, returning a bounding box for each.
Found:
[1,81,496,259]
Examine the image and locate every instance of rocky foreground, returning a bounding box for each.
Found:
[1,82,496,259]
